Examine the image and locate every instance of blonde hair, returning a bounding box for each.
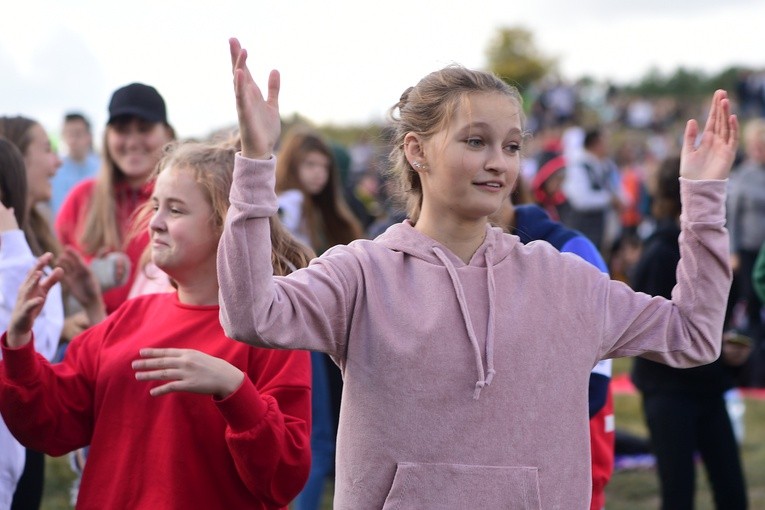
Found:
[133,138,314,276]
[386,65,525,223]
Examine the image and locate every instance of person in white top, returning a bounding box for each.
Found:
[0,119,104,510]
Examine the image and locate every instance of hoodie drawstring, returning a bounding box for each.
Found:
[433,246,497,400]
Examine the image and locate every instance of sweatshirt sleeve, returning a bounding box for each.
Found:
[218,154,356,358]
[0,326,99,456]
[598,178,731,366]
[215,348,311,507]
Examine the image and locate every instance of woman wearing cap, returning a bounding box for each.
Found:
[55,83,175,317]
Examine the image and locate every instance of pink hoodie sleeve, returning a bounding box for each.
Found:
[598,178,732,366]
[217,154,354,358]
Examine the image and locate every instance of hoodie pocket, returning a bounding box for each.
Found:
[382,462,541,510]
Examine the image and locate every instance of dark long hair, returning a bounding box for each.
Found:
[0,116,60,257]
[275,125,363,251]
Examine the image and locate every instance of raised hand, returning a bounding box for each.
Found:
[229,37,281,160]
[8,253,63,348]
[680,89,739,181]
[132,348,245,400]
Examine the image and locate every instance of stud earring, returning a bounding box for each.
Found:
[412,161,428,170]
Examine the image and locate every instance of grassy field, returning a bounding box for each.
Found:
[40,358,765,509]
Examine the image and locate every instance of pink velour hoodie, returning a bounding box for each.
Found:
[218,155,731,510]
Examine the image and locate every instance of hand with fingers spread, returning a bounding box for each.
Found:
[8,253,64,348]
[229,37,281,160]
[680,89,739,181]
[132,348,245,400]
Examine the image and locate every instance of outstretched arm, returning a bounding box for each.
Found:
[601,90,737,366]
[679,89,738,181]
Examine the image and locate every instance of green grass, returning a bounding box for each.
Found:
[41,358,765,509]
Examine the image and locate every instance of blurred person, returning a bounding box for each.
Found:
[55,83,175,317]
[49,113,100,217]
[0,139,312,509]
[530,152,569,222]
[0,118,104,510]
[562,128,625,254]
[630,155,748,510]
[726,118,765,386]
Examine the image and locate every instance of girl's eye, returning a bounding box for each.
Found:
[466,138,484,148]
[505,142,522,154]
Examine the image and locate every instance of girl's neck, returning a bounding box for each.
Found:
[175,275,219,306]
[414,214,488,264]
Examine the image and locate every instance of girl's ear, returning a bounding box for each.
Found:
[404,132,428,173]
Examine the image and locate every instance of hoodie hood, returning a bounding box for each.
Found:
[376,220,519,398]
[375,219,515,267]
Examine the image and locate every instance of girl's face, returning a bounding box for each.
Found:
[107,118,172,188]
[149,166,219,282]
[297,150,330,196]
[417,92,523,224]
[25,123,61,206]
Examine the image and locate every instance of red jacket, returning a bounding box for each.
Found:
[0,293,311,509]
[55,178,152,314]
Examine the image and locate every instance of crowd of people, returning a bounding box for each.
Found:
[0,36,759,509]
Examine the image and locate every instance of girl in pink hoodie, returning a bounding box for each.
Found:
[218,38,738,509]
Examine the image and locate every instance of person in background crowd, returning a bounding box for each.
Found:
[562,127,625,254]
[726,118,765,387]
[55,83,175,317]
[0,117,104,510]
[49,113,100,218]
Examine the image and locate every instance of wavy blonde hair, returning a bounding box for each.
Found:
[132,138,314,277]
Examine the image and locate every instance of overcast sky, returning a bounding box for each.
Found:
[1,0,763,144]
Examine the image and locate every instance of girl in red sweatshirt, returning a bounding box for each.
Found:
[0,139,313,509]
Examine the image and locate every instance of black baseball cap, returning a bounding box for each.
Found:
[108,83,167,124]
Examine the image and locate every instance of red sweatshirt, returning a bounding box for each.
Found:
[55,178,152,313]
[0,293,311,509]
